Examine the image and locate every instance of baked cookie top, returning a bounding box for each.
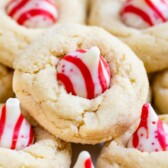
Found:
[0,0,87,68]
[89,0,168,73]
[0,98,71,168]
[13,24,149,144]
[153,69,168,114]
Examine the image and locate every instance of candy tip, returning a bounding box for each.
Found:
[88,46,100,56]
[6,98,20,106]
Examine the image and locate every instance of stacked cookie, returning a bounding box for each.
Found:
[0,0,167,167]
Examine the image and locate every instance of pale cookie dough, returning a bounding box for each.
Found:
[153,70,168,114]
[0,63,13,102]
[97,115,168,168]
[88,0,168,73]
[0,0,87,68]
[13,24,149,144]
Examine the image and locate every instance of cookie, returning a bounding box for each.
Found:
[13,24,148,144]
[0,98,71,168]
[88,0,168,73]
[153,69,168,114]
[97,104,168,168]
[0,0,87,68]
[0,63,13,102]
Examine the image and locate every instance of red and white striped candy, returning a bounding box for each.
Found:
[127,103,168,152]
[120,0,168,29]
[73,151,94,168]
[6,0,59,28]
[57,46,111,100]
[0,98,34,150]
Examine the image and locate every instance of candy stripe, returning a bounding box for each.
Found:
[121,5,153,26]
[98,60,108,93]
[27,127,34,146]
[11,114,24,149]
[145,0,166,21]
[57,73,76,96]
[121,0,168,28]
[0,106,6,141]
[101,56,111,88]
[17,9,56,25]
[64,56,95,99]
[0,99,34,150]
[76,49,86,53]
[57,47,110,100]
[85,158,92,168]
[128,103,168,152]
[132,103,149,148]
[157,120,167,151]
[101,57,110,77]
[8,0,28,17]
[6,0,58,28]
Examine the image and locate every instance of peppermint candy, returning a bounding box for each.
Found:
[0,98,34,150]
[120,0,168,29]
[6,0,59,28]
[127,103,168,152]
[73,151,94,168]
[57,46,111,99]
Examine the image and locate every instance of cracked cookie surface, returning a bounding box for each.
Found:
[0,0,87,68]
[13,24,149,144]
[88,0,168,73]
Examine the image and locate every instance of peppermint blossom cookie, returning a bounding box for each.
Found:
[0,98,71,168]
[13,24,148,144]
[153,69,168,114]
[0,0,87,68]
[97,104,168,168]
[0,63,13,102]
[89,0,168,73]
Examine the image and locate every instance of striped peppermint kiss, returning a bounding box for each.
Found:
[127,103,168,152]
[73,151,94,168]
[0,98,34,150]
[6,0,59,28]
[120,0,168,29]
[57,46,111,100]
